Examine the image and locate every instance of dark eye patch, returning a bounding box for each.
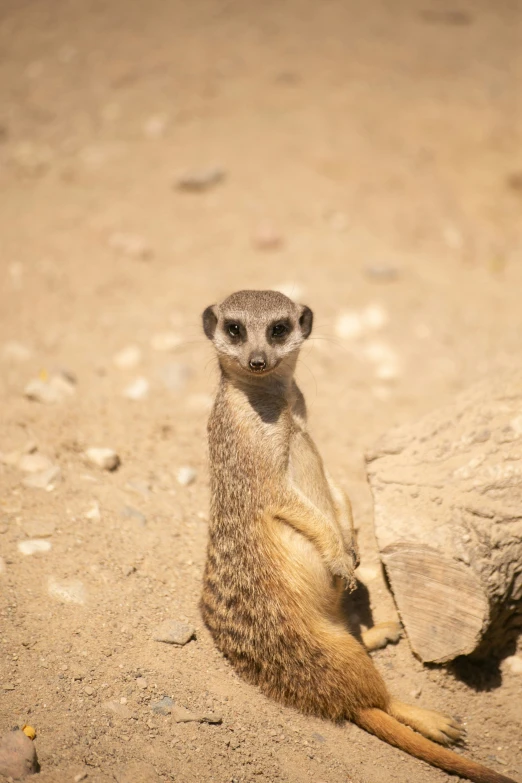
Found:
[224,320,244,340]
[268,320,291,341]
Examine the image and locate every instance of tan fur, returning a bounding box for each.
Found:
[200,290,517,783]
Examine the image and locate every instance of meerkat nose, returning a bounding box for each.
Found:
[249,354,267,372]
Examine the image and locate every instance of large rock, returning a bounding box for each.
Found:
[366,372,522,663]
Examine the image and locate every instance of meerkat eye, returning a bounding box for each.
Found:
[226,322,241,338]
[271,322,288,338]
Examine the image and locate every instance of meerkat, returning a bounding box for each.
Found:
[200,289,516,783]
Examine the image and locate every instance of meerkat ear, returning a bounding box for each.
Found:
[202,305,218,340]
[299,305,313,339]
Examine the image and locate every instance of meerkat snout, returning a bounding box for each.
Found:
[202,290,313,377]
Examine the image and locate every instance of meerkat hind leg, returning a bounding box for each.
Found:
[389,700,465,746]
[361,621,402,651]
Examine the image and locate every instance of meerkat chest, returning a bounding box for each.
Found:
[288,426,336,519]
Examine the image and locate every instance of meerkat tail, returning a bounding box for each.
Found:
[355,708,517,783]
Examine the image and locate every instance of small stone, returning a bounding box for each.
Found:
[74,772,88,782]
[125,480,151,499]
[0,729,39,778]
[84,447,120,471]
[335,311,364,340]
[175,167,225,192]
[84,686,95,696]
[108,232,152,260]
[504,655,522,675]
[410,686,423,699]
[364,264,400,282]
[22,465,61,490]
[335,305,388,340]
[24,373,75,404]
[113,345,142,369]
[123,377,150,400]
[176,466,197,486]
[2,341,32,362]
[136,677,148,690]
[311,732,326,743]
[48,577,86,605]
[85,502,101,521]
[17,453,54,473]
[18,539,52,555]
[102,700,133,720]
[252,222,284,251]
[150,332,183,352]
[153,620,195,646]
[159,361,191,392]
[120,506,146,526]
[151,696,174,715]
[22,518,55,538]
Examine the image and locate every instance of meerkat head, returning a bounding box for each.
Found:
[202,290,313,378]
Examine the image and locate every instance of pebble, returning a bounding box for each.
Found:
[136,677,148,690]
[125,480,151,499]
[85,502,101,521]
[152,620,195,646]
[159,361,191,392]
[84,447,120,471]
[175,167,225,192]
[18,539,52,556]
[102,700,133,720]
[0,729,39,778]
[362,340,400,380]
[48,577,86,605]
[120,506,146,526]
[176,466,197,486]
[22,465,61,490]
[151,696,174,715]
[364,263,400,282]
[335,304,388,340]
[84,686,95,696]
[108,232,153,260]
[2,341,32,362]
[504,655,522,675]
[171,705,222,724]
[74,771,89,783]
[17,453,54,473]
[150,332,183,352]
[113,345,142,369]
[24,373,75,404]
[123,377,150,400]
[252,222,284,251]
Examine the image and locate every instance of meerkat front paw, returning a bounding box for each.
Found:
[329,555,357,591]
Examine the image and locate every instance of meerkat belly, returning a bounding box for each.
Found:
[288,429,337,519]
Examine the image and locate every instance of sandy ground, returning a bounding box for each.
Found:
[1,0,522,781]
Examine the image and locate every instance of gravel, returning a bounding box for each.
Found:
[84,447,120,471]
[152,620,196,646]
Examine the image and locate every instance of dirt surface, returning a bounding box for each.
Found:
[1,1,522,781]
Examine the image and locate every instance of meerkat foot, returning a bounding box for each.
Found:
[389,700,466,746]
[361,621,402,651]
